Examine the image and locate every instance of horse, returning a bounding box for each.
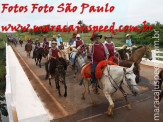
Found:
[45,57,68,97]
[25,43,32,57]
[159,69,163,102]
[19,39,23,47]
[129,44,152,63]
[13,38,17,47]
[70,45,90,78]
[81,63,139,115]
[34,47,46,68]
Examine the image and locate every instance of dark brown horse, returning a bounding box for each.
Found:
[19,39,23,47]
[45,57,68,97]
[13,38,17,47]
[34,47,46,68]
[25,43,32,57]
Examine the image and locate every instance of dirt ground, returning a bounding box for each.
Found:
[12,44,163,122]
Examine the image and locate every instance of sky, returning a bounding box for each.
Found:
[0,0,163,32]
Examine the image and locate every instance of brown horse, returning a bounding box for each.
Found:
[13,38,17,47]
[130,44,152,63]
[25,43,32,57]
[19,40,23,47]
[159,69,163,102]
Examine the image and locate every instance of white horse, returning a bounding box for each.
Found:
[81,63,139,115]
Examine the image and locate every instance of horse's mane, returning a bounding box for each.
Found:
[57,57,68,70]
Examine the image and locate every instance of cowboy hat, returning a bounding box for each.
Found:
[52,35,57,38]
[104,34,113,39]
[58,34,61,36]
[126,34,131,37]
[36,38,39,40]
[76,34,80,38]
[90,33,102,41]
[51,40,57,44]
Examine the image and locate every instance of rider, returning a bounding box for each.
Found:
[32,38,40,59]
[42,36,49,48]
[68,33,76,45]
[126,34,132,47]
[71,34,84,69]
[88,33,109,93]
[48,39,61,60]
[25,37,32,50]
[56,34,63,49]
[104,34,118,58]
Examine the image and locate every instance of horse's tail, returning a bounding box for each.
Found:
[45,61,49,80]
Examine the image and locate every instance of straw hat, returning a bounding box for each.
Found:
[104,34,113,39]
[126,34,131,37]
[52,40,57,44]
[52,35,57,38]
[58,34,61,37]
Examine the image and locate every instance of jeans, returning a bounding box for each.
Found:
[72,52,77,65]
[91,63,97,84]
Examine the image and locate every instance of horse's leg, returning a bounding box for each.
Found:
[85,78,94,104]
[119,86,132,109]
[39,57,42,68]
[104,91,114,116]
[81,80,86,100]
[49,75,52,86]
[63,80,67,97]
[56,80,61,97]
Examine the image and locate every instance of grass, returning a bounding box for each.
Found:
[16,31,128,46]
[0,32,6,93]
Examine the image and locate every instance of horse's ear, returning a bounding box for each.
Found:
[149,43,152,47]
[131,63,135,70]
[123,68,126,73]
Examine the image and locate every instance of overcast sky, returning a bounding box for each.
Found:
[0,0,162,32]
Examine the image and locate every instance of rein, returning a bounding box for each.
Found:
[104,64,136,97]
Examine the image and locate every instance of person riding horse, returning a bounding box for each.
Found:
[68,33,76,46]
[42,36,49,48]
[25,38,32,50]
[32,38,40,59]
[71,34,84,69]
[126,34,132,47]
[56,34,64,50]
[104,34,119,58]
[87,33,109,94]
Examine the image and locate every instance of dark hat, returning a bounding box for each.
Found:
[90,33,102,41]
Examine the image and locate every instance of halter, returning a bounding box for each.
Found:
[103,64,137,97]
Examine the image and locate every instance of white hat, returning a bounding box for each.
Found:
[76,34,80,37]
[126,34,131,37]
[52,41,57,44]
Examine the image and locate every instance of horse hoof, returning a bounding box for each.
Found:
[81,96,85,100]
[127,104,132,110]
[91,101,95,105]
[108,110,113,116]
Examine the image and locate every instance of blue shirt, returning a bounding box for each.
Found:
[56,37,63,43]
[126,39,132,47]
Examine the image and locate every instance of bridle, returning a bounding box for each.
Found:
[103,64,137,97]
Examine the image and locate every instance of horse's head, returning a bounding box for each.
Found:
[39,47,46,58]
[123,63,139,96]
[144,44,152,60]
[55,58,67,82]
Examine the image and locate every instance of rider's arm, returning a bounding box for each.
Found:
[103,44,109,60]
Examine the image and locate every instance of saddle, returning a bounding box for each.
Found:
[82,56,118,79]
